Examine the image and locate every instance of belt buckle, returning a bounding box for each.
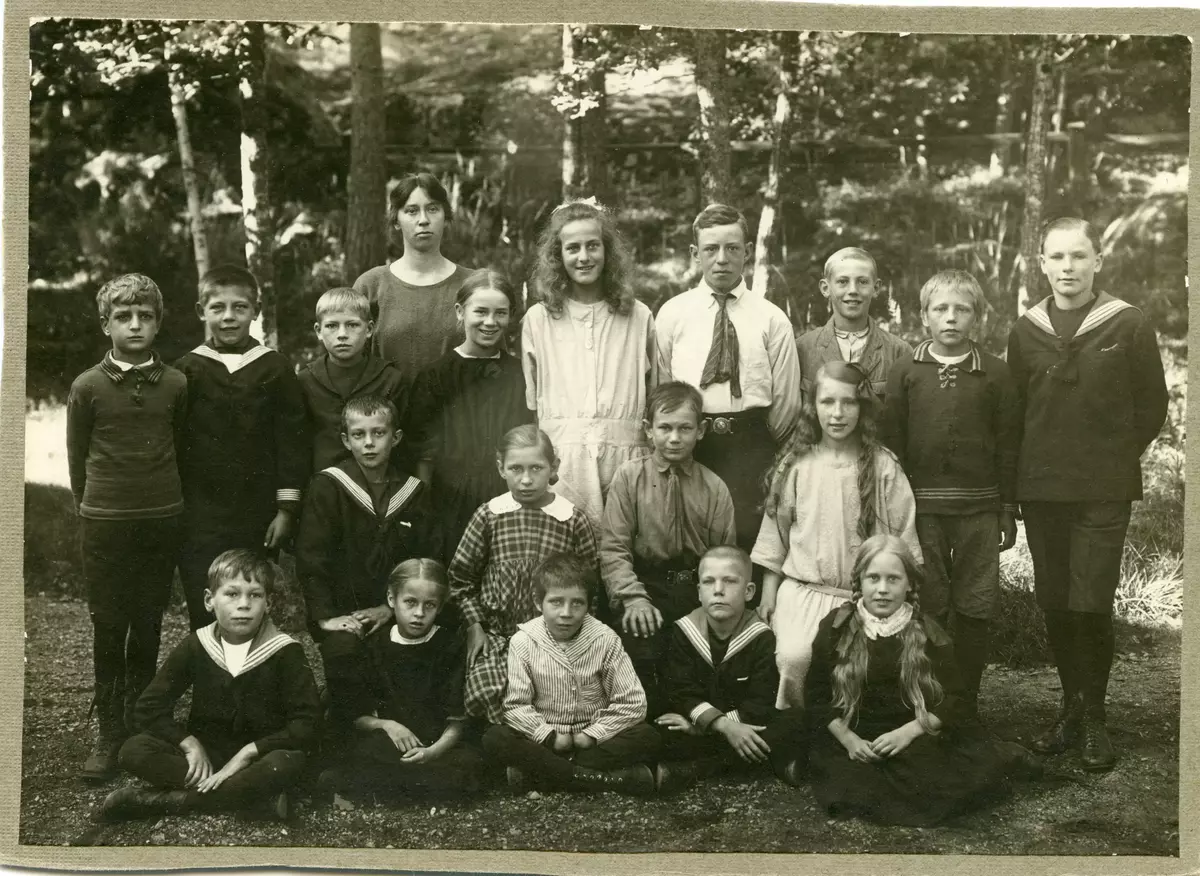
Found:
[670,570,695,587]
[711,416,733,435]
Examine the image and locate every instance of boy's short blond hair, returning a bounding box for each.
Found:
[206,549,276,597]
[315,287,371,322]
[96,273,163,321]
[699,544,752,580]
[918,269,986,315]
[198,265,259,308]
[823,247,878,281]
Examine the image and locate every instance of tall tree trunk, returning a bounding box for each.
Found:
[561,25,582,201]
[693,29,732,205]
[990,36,1015,173]
[346,23,387,283]
[237,22,276,348]
[1018,36,1056,317]
[560,25,609,203]
[166,68,210,283]
[752,30,799,299]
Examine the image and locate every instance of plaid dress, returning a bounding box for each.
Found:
[449,492,599,723]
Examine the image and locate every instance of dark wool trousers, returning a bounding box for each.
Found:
[482,723,660,786]
[657,707,807,775]
[333,729,485,800]
[118,732,305,811]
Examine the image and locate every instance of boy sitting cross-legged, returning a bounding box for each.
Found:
[655,545,806,792]
[600,380,736,718]
[317,558,484,803]
[99,550,321,821]
[298,287,407,474]
[295,395,433,735]
[481,553,660,795]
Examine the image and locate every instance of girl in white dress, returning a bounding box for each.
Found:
[751,361,921,709]
[522,200,657,529]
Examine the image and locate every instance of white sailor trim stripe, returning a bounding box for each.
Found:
[276,488,302,503]
[319,467,375,516]
[1076,298,1133,337]
[1024,304,1056,337]
[486,491,576,522]
[689,702,717,724]
[677,615,713,666]
[190,343,273,374]
[384,476,422,520]
[197,624,297,677]
[724,620,772,662]
[726,709,742,724]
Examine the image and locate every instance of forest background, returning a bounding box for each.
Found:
[18,20,1188,853]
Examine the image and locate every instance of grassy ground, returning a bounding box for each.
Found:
[20,595,1180,854]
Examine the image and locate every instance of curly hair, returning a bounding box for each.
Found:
[96,273,164,320]
[761,361,884,541]
[831,534,944,734]
[532,200,635,317]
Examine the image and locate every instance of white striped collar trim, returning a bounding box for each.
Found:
[190,343,273,374]
[487,492,575,522]
[197,621,296,677]
[319,466,421,519]
[1025,294,1133,339]
[676,614,771,666]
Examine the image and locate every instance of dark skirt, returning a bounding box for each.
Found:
[809,722,1024,827]
[431,461,507,568]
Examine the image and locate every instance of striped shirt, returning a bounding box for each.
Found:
[503,615,646,744]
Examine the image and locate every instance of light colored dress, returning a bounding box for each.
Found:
[521,298,657,528]
[750,447,921,708]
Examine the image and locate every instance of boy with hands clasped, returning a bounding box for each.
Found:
[99,551,321,822]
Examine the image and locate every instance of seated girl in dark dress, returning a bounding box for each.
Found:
[805,534,1039,827]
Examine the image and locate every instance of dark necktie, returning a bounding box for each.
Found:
[699,291,742,398]
[666,464,685,556]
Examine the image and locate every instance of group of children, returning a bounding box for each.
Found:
[64,189,1168,829]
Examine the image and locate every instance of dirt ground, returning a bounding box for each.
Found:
[19,596,1180,856]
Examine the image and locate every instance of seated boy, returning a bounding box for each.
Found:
[655,545,805,791]
[99,550,321,821]
[67,273,188,781]
[600,381,736,717]
[796,247,913,404]
[175,265,309,631]
[299,287,407,474]
[295,395,432,730]
[318,559,484,802]
[482,553,659,795]
[881,270,1021,718]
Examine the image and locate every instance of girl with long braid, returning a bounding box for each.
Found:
[751,361,921,708]
[803,535,1038,826]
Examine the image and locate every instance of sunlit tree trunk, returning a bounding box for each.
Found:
[167,68,210,282]
[1018,36,1055,317]
[693,29,732,205]
[753,30,799,298]
[238,22,275,347]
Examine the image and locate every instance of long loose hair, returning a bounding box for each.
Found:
[532,200,634,317]
[831,535,944,734]
[761,361,884,541]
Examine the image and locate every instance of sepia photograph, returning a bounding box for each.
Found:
[17,11,1188,867]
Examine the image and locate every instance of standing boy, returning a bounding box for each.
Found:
[1007,218,1167,771]
[482,553,659,795]
[298,287,407,473]
[881,270,1020,718]
[295,396,433,732]
[67,274,189,781]
[99,550,321,821]
[655,546,805,791]
[796,247,912,403]
[655,204,802,556]
[175,265,309,630]
[600,381,736,716]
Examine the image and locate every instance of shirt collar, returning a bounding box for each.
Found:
[99,351,165,384]
[912,339,984,372]
[652,455,695,476]
[700,278,747,302]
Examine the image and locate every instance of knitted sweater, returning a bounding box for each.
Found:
[1006,292,1168,502]
[881,341,1020,515]
[66,352,188,519]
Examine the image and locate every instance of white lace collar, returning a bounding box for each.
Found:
[856,599,913,639]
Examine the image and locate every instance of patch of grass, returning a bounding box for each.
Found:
[24,482,81,598]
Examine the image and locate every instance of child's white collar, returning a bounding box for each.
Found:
[390,624,440,645]
[856,600,913,639]
[487,491,575,522]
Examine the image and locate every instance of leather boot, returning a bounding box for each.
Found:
[654,760,699,794]
[1079,707,1116,772]
[1032,692,1083,754]
[568,764,655,796]
[97,786,192,821]
[80,681,125,782]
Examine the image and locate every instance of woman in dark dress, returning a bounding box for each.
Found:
[406,270,533,567]
[805,534,1038,827]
